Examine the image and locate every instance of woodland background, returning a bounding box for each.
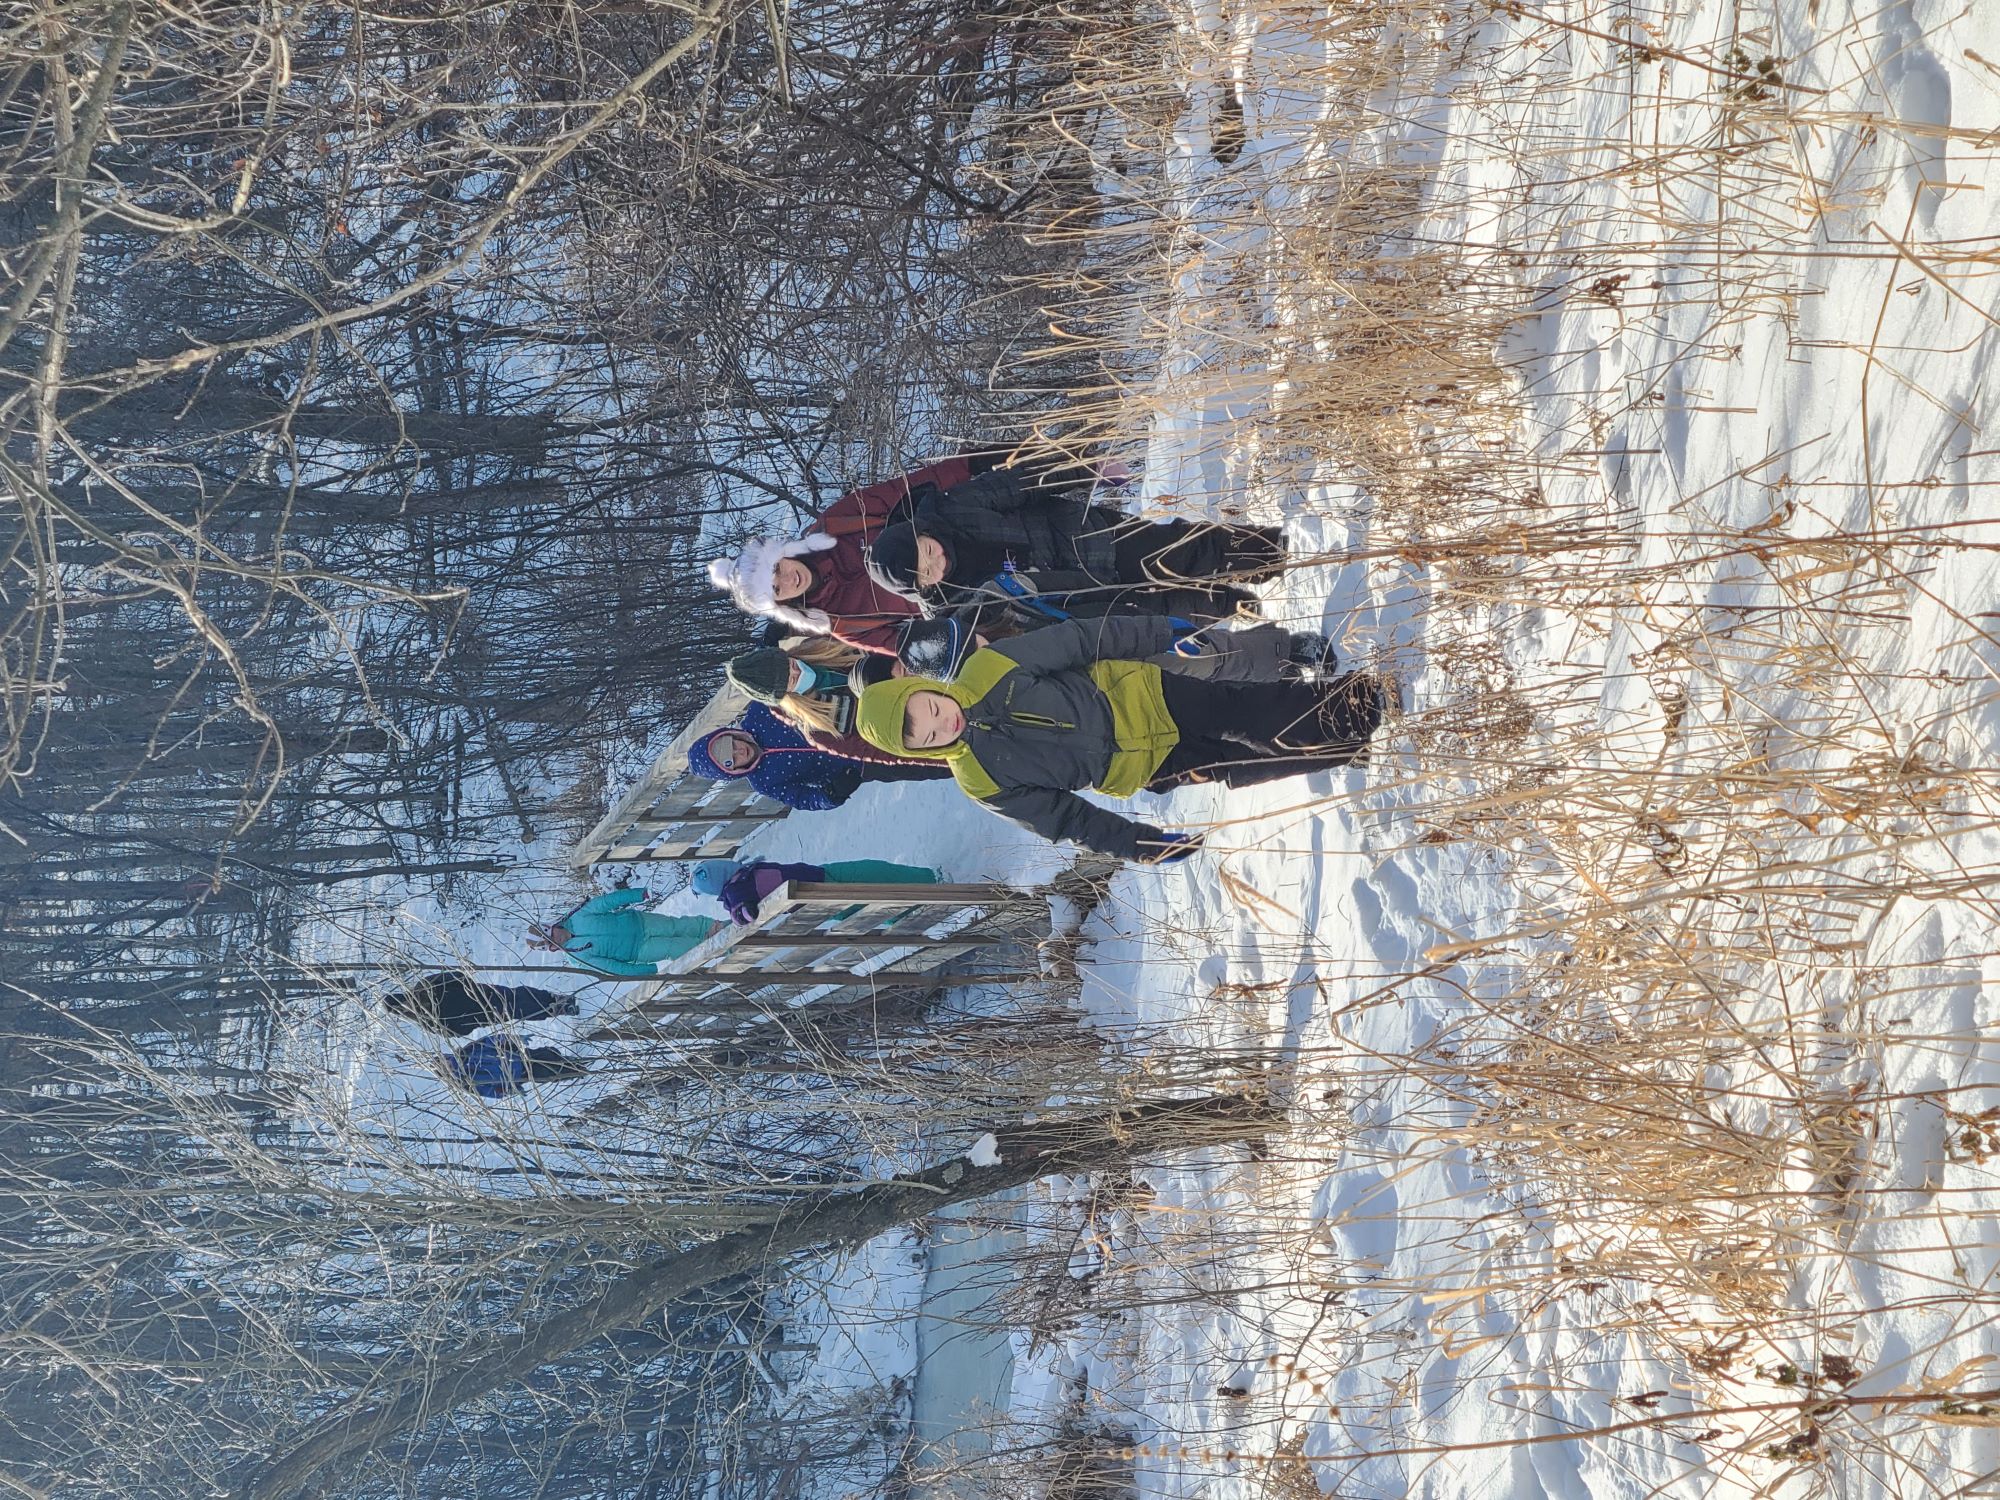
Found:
[0,2,1144,1495]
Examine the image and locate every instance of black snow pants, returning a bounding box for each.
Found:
[1147,671,1385,791]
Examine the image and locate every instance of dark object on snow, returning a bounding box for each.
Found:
[379,973,578,1038]
[1147,671,1384,790]
[1286,631,1339,678]
[444,1036,590,1100]
[1212,83,1247,166]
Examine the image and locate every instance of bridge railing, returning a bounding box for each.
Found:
[634,880,1051,1014]
[569,686,790,866]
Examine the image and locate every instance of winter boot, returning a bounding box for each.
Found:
[1284,631,1339,683]
[1222,524,1288,582]
[1309,672,1388,750]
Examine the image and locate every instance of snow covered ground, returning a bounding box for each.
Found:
[277,2,2000,1492]
[997,1,2000,1498]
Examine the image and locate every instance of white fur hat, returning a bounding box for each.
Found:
[707,533,837,633]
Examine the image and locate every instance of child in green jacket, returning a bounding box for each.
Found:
[529,888,721,978]
[854,616,1387,862]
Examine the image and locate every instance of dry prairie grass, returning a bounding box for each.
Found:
[968,0,2000,1482]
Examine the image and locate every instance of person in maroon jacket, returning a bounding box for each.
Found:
[708,457,979,654]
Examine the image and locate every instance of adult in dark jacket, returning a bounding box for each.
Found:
[707,457,980,654]
[687,702,939,811]
[724,646,953,776]
[894,610,1336,688]
[377,972,578,1037]
[444,1035,590,1100]
[865,468,1286,626]
[689,857,939,925]
[894,557,1261,637]
[854,615,1387,861]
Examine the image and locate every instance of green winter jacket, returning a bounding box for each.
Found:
[855,614,1181,858]
[560,888,717,978]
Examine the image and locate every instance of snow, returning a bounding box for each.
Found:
[983,1,2000,1498]
[278,2,2000,1490]
[781,1226,927,1403]
[770,1227,931,1498]
[273,768,1087,1496]
[966,1134,1003,1168]
[909,1205,1023,1476]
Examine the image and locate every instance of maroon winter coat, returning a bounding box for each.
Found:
[799,457,975,654]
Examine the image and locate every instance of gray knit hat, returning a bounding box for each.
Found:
[726,649,794,705]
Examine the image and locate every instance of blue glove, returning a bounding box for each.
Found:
[1169,619,1206,658]
[1139,832,1204,865]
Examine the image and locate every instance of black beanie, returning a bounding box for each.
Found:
[866,521,923,597]
[897,616,974,680]
[848,654,899,693]
[726,649,794,705]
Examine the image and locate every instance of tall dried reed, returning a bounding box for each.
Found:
[959,0,2000,1491]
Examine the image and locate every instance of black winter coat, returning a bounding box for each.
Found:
[920,567,1258,634]
[380,973,577,1037]
[906,470,1126,583]
[873,475,1263,627]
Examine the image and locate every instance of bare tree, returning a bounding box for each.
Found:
[0,4,1127,1497]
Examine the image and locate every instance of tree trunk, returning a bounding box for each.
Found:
[240,1091,1279,1500]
